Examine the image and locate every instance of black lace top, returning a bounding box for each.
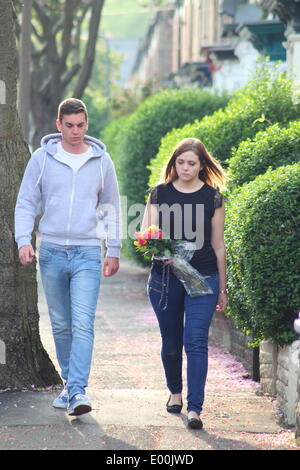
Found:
[150,182,224,275]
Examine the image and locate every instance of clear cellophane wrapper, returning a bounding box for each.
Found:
[153,241,213,297]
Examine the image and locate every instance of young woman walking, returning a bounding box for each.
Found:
[142,138,227,429]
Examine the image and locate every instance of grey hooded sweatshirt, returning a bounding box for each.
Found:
[15,134,122,258]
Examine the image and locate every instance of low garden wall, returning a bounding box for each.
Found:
[210,311,300,434]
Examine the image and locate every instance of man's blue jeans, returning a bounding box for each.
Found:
[39,243,101,399]
[148,267,219,415]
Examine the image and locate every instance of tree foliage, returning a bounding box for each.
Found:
[16,0,105,148]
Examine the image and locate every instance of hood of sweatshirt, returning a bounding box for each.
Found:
[35,133,107,190]
[40,133,107,158]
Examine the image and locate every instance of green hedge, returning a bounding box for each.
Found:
[101,115,132,180]
[83,88,110,140]
[149,67,300,187]
[117,88,229,261]
[225,162,300,346]
[120,88,229,200]
[227,120,300,189]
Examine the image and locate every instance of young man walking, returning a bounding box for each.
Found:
[15,98,121,416]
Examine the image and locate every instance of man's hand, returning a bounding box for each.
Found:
[19,245,35,265]
[103,257,119,277]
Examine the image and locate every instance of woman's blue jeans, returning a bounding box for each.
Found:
[148,267,219,415]
[39,242,101,400]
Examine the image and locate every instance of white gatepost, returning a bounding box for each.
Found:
[284,30,300,104]
[0,340,6,365]
[0,80,6,104]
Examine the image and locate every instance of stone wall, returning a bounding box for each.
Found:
[210,311,300,433]
[210,310,259,380]
[260,340,300,427]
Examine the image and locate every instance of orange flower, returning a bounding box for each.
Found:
[133,232,148,246]
[142,230,152,240]
[134,226,162,248]
[134,238,147,246]
[142,225,162,240]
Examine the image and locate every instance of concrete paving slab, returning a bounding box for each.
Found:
[0,387,281,432]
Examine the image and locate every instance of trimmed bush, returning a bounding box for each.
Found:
[120,88,228,200]
[101,115,132,180]
[83,89,110,139]
[225,162,300,346]
[149,66,300,187]
[117,88,229,261]
[227,120,300,189]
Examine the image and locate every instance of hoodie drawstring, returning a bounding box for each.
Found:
[100,157,104,191]
[35,150,47,189]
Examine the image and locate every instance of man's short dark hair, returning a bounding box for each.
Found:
[58,98,88,122]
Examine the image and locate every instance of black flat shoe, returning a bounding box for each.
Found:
[166,395,183,414]
[187,417,203,430]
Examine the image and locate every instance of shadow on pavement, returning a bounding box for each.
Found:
[0,389,138,450]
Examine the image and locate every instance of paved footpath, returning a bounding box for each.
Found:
[0,259,299,452]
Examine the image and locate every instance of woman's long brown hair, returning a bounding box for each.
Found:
[163,138,227,191]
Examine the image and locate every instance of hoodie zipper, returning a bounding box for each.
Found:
[40,148,103,245]
[66,171,77,245]
[62,156,104,245]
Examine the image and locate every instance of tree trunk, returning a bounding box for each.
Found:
[18,0,32,141]
[0,0,61,389]
[31,87,59,151]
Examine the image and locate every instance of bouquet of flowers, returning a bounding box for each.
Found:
[134,225,178,260]
[134,225,212,297]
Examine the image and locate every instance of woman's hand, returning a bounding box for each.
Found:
[216,292,228,312]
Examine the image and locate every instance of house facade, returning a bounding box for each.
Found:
[130,8,175,88]
[129,0,287,93]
